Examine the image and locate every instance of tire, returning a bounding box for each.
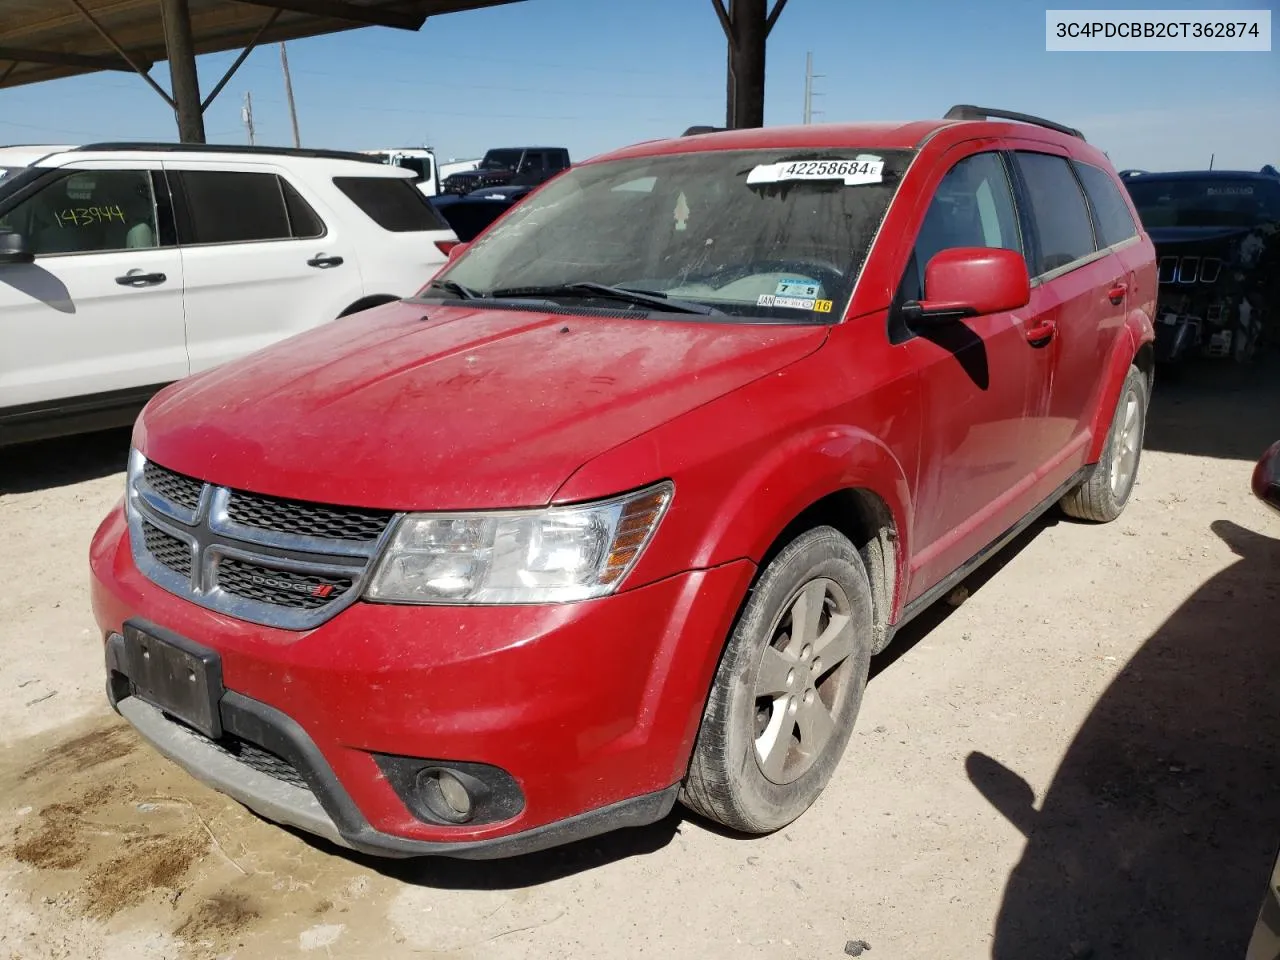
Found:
[680,526,874,834]
[1059,364,1148,523]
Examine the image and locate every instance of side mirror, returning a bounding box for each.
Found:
[1253,441,1280,515]
[902,247,1030,325]
[0,230,34,265]
[446,241,469,262]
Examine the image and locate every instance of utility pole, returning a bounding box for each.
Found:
[242,90,256,145]
[280,42,302,148]
[803,51,824,124]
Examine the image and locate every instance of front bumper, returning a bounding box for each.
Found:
[90,505,755,856]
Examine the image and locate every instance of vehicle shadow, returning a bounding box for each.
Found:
[0,426,131,495]
[1144,349,1280,463]
[970,519,1280,958]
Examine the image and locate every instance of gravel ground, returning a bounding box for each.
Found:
[1,360,1277,960]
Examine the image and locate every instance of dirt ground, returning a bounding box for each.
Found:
[1,360,1278,960]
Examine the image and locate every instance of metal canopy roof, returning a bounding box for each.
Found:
[0,0,522,89]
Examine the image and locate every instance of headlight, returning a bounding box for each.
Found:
[365,482,673,605]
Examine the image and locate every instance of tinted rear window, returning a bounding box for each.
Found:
[1073,161,1139,247]
[332,176,448,232]
[178,170,291,244]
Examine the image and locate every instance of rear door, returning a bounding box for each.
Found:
[166,162,363,374]
[1008,147,1128,496]
[896,147,1055,596]
[0,160,186,412]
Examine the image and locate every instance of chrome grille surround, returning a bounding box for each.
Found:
[126,450,401,630]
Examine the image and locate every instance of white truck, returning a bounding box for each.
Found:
[359,149,481,199]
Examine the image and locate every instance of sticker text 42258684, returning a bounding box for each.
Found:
[746,156,884,187]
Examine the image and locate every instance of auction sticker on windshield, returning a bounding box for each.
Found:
[746,157,884,186]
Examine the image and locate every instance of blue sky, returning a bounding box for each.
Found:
[1,0,1276,170]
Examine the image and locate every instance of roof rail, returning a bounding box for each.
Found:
[682,125,727,137]
[943,104,1085,141]
[73,142,382,164]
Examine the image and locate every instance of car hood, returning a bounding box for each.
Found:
[135,302,828,510]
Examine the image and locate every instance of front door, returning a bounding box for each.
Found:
[894,148,1054,600]
[0,162,187,413]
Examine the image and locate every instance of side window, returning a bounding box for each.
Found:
[899,152,1023,304]
[518,151,545,174]
[0,169,160,257]
[332,176,450,232]
[547,151,569,172]
[176,171,291,245]
[1013,152,1097,274]
[1073,161,1139,248]
[279,178,325,239]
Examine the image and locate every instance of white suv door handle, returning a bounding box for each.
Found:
[115,270,167,287]
[306,255,344,269]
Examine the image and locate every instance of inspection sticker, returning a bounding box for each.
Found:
[758,294,817,310]
[746,156,884,186]
[776,277,820,298]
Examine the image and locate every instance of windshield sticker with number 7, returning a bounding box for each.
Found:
[746,156,884,187]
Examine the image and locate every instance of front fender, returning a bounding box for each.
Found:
[557,404,913,618]
[691,423,912,574]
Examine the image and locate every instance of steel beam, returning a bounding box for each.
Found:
[232,0,427,30]
[160,0,206,142]
[0,45,148,73]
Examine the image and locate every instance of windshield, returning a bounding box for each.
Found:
[1125,177,1280,228]
[0,167,16,183]
[425,146,912,323]
[481,150,523,171]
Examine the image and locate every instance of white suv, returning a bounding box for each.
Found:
[0,142,459,446]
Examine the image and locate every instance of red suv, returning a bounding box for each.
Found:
[90,105,1156,858]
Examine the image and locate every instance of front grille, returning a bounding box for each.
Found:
[217,737,309,790]
[143,461,204,510]
[165,715,310,790]
[141,520,192,577]
[1159,255,1222,285]
[129,453,396,629]
[226,490,392,542]
[216,557,353,610]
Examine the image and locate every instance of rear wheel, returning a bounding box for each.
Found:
[1060,363,1148,522]
[680,526,874,834]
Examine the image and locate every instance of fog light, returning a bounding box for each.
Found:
[416,767,474,823]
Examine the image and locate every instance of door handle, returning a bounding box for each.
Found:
[307,255,344,268]
[1107,282,1127,305]
[115,271,167,287]
[1025,319,1056,347]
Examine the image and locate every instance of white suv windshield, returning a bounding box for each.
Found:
[431,146,912,322]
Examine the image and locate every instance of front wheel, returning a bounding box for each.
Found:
[1060,363,1148,522]
[680,526,874,834]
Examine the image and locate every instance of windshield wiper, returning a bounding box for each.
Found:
[487,282,718,316]
[426,278,481,300]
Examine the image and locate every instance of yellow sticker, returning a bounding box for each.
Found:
[814,299,833,313]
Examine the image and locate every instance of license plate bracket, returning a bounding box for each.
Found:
[121,621,224,739]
